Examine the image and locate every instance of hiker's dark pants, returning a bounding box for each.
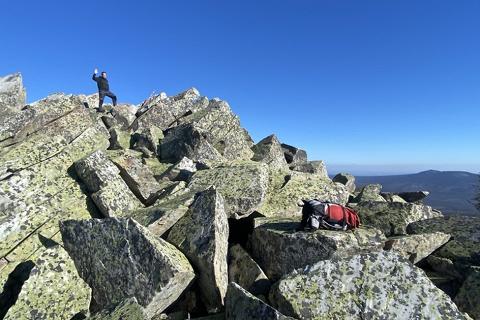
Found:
[98,90,117,108]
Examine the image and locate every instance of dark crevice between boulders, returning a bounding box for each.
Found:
[280,175,292,189]
[0,260,35,319]
[89,296,102,315]
[416,259,464,299]
[0,170,14,182]
[70,312,87,320]
[163,281,208,318]
[66,165,103,219]
[166,110,194,129]
[228,212,264,247]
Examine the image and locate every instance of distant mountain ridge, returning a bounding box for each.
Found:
[352,170,479,216]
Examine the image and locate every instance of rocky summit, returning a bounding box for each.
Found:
[0,72,478,319]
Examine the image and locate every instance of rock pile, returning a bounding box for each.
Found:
[0,72,477,319]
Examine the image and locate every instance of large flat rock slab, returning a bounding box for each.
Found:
[270,251,468,320]
[355,201,443,236]
[257,170,350,217]
[60,218,195,318]
[0,120,109,264]
[407,216,480,266]
[385,232,451,264]
[0,106,98,174]
[3,246,91,320]
[249,217,385,280]
[1,93,88,144]
[187,161,269,219]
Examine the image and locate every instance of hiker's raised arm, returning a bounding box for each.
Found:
[92,68,98,81]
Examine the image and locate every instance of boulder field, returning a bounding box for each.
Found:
[0,73,478,319]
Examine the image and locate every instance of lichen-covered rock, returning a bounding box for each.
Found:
[455,268,480,320]
[142,158,173,180]
[167,188,229,312]
[0,108,35,146]
[225,282,294,320]
[280,143,307,166]
[355,183,385,202]
[0,73,26,110]
[249,217,385,280]
[384,232,451,263]
[131,189,197,237]
[0,181,93,277]
[159,157,197,182]
[1,93,89,147]
[81,92,99,109]
[407,216,480,266]
[132,88,208,132]
[60,218,195,318]
[356,201,443,236]
[332,172,356,193]
[290,160,328,178]
[109,150,163,205]
[75,150,143,216]
[228,244,270,297]
[108,127,131,150]
[89,298,146,320]
[251,134,288,169]
[111,104,137,129]
[135,91,167,117]
[160,123,225,164]
[270,251,468,320]
[131,125,164,158]
[176,99,254,161]
[0,106,99,174]
[0,121,109,261]
[4,246,91,320]
[187,161,269,218]
[257,170,349,217]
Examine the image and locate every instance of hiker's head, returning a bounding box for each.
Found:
[101,72,107,78]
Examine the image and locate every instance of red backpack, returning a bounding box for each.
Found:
[300,200,361,231]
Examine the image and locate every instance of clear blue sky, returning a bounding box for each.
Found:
[1,1,479,174]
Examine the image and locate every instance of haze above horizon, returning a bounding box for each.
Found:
[1,1,478,174]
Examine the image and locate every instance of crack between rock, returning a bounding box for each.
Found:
[1,218,50,260]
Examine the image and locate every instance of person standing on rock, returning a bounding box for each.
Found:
[92,68,117,111]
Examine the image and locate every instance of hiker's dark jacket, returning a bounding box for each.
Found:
[92,74,110,92]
